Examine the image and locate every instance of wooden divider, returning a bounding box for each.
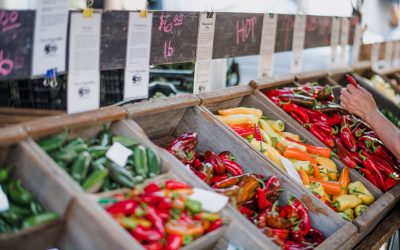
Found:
[124,99,358,250]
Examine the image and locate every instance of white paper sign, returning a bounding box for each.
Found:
[106,142,133,167]
[330,17,341,67]
[290,15,306,73]
[31,0,69,77]
[0,186,9,212]
[193,13,215,94]
[281,156,302,184]
[371,43,380,70]
[124,12,153,100]
[189,188,228,213]
[393,41,400,66]
[384,41,394,69]
[67,12,101,114]
[351,24,362,66]
[258,13,277,78]
[340,17,350,65]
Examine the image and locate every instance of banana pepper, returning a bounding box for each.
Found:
[348,181,375,206]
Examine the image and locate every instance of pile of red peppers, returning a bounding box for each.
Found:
[167,133,324,249]
[265,75,400,192]
[102,179,223,250]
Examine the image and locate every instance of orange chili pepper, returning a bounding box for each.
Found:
[312,164,322,180]
[166,220,205,236]
[309,177,342,195]
[299,168,310,185]
[285,137,332,158]
[333,167,350,201]
[275,142,286,154]
[283,147,317,165]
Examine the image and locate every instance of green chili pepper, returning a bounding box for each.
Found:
[71,151,92,183]
[8,180,33,206]
[147,148,160,178]
[0,168,9,183]
[0,204,31,225]
[87,145,110,159]
[82,168,109,193]
[38,130,68,152]
[64,138,88,152]
[50,148,77,164]
[112,135,138,147]
[106,162,136,188]
[185,199,202,213]
[0,217,13,233]
[91,157,107,171]
[101,178,112,192]
[56,160,70,173]
[22,212,59,229]
[30,201,44,215]
[99,130,111,146]
[134,145,148,178]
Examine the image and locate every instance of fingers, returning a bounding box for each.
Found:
[346,84,362,95]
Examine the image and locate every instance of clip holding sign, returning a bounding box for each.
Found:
[206,11,214,19]
[43,68,58,88]
[83,0,94,17]
[139,1,149,17]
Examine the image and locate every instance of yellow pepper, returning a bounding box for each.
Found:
[332,195,362,211]
[307,182,326,198]
[218,107,263,118]
[278,131,301,141]
[318,166,330,181]
[266,120,285,132]
[316,157,337,180]
[259,128,272,145]
[354,205,368,217]
[348,181,375,206]
[343,208,354,221]
[337,212,352,222]
[292,161,313,175]
[250,139,285,171]
[216,114,259,125]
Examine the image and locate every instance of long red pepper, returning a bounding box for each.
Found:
[254,124,262,141]
[360,151,388,191]
[256,187,272,210]
[143,241,163,250]
[146,206,165,235]
[207,218,223,233]
[313,122,336,136]
[290,112,306,125]
[165,180,191,190]
[131,225,162,242]
[289,196,311,236]
[220,158,244,176]
[305,123,335,148]
[210,174,228,185]
[165,234,183,250]
[282,103,310,123]
[218,151,236,161]
[333,137,358,169]
[265,89,294,98]
[107,200,138,216]
[167,132,198,153]
[204,151,226,175]
[232,127,254,137]
[339,116,357,152]
[359,168,379,187]
[385,178,399,190]
[346,74,358,87]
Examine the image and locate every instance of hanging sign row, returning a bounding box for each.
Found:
[0,10,360,81]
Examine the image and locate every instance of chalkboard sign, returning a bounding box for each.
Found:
[304,15,332,49]
[212,13,263,59]
[100,11,129,70]
[150,11,199,65]
[275,14,295,52]
[0,10,35,80]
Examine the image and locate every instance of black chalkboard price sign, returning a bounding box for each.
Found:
[0,10,35,80]
[150,11,199,65]
[304,15,332,49]
[275,14,295,52]
[212,13,263,59]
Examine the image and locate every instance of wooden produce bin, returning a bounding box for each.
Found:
[124,94,358,250]
[250,74,399,248]
[20,105,229,250]
[0,139,66,250]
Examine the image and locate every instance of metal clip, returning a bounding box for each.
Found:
[139,1,149,17]
[83,0,94,17]
[206,11,214,19]
[43,68,58,88]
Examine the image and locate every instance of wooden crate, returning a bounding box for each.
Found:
[0,143,66,250]
[24,113,230,250]
[249,75,398,248]
[124,95,358,250]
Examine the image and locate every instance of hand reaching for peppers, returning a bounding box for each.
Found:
[340,82,377,121]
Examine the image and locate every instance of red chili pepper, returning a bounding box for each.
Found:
[350,151,363,164]
[204,151,226,175]
[143,241,163,250]
[289,196,311,236]
[366,153,399,180]
[232,127,254,137]
[146,206,165,235]
[282,103,310,123]
[360,151,387,191]
[239,206,255,217]
[192,158,202,170]
[106,200,138,216]
[305,123,335,148]
[339,116,357,152]
[218,151,236,161]
[140,195,163,206]
[279,204,298,220]
[326,113,342,126]
[265,89,294,98]
[265,228,290,241]
[290,112,306,125]
[304,108,330,122]
[363,130,377,138]
[167,132,198,152]
[270,96,281,106]
[165,179,191,190]
[359,168,379,187]
[333,137,358,169]
[254,124,262,141]
[385,177,399,190]
[165,234,183,250]
[256,187,273,210]
[131,225,162,242]
[221,158,244,176]
[193,169,209,183]
[264,176,281,202]
[284,240,307,250]
[144,183,161,194]
[210,174,229,185]
[207,218,223,233]
[313,122,336,136]
[158,211,171,222]
[346,74,358,87]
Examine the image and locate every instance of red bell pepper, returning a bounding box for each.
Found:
[220,158,244,176]
[288,196,311,237]
[204,151,226,175]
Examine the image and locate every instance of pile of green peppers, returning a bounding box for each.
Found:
[38,127,161,193]
[0,168,58,233]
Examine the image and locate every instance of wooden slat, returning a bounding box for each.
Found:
[0,125,27,145]
[249,74,296,90]
[197,85,253,105]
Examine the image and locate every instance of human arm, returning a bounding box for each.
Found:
[340,84,400,160]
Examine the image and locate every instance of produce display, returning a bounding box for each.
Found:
[37,128,161,193]
[362,75,400,106]
[100,178,223,250]
[166,132,325,249]
[264,75,400,192]
[214,107,374,219]
[0,168,59,233]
